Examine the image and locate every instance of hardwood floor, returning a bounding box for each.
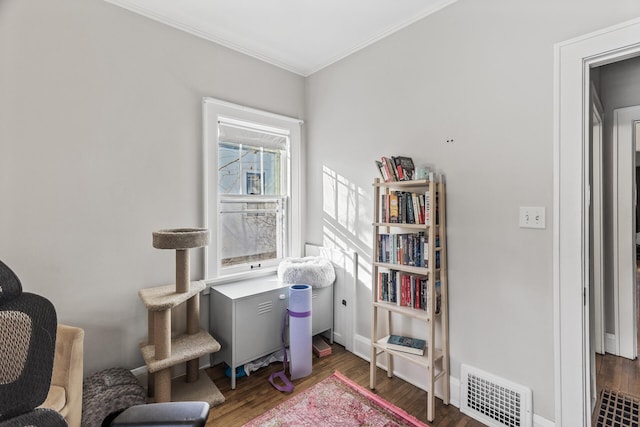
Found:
[595,351,640,397]
[205,264,640,425]
[204,343,482,426]
[593,263,640,402]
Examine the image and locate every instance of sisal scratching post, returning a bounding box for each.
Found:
[152,309,171,400]
[187,295,199,335]
[186,359,199,383]
[147,310,155,396]
[154,369,172,403]
[186,294,200,383]
[176,249,189,293]
[154,309,171,360]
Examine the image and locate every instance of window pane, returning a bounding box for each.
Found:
[262,150,280,195]
[218,142,282,196]
[220,200,284,268]
[218,143,241,194]
[240,145,261,193]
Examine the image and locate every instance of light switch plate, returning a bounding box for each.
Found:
[519,207,545,229]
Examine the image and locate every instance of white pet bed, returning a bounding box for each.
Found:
[277,256,336,288]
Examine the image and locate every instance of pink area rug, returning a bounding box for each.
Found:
[243,371,429,427]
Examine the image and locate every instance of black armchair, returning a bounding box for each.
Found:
[0,260,67,426]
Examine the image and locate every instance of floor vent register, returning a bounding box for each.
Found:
[460,364,532,427]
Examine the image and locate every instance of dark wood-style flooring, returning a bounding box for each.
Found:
[204,263,640,426]
[595,351,640,396]
[592,264,640,408]
[204,341,636,427]
[205,262,640,426]
[204,344,482,426]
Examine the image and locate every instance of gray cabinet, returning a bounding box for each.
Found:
[209,276,333,389]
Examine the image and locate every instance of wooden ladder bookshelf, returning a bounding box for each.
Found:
[369,177,450,422]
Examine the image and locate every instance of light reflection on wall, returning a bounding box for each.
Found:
[322,165,372,291]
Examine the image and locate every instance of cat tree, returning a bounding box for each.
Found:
[138,228,222,405]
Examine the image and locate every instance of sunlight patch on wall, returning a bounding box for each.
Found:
[322,166,356,230]
[322,165,372,289]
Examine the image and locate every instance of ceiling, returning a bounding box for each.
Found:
[105,0,457,76]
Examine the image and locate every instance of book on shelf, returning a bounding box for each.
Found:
[378,271,389,302]
[420,277,428,309]
[424,190,432,225]
[411,193,420,224]
[375,160,388,182]
[386,334,426,356]
[375,156,416,182]
[381,156,398,181]
[405,192,415,223]
[434,281,442,314]
[388,193,399,223]
[392,156,416,181]
[424,185,440,226]
[381,194,389,223]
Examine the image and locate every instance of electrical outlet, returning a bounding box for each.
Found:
[519,206,545,229]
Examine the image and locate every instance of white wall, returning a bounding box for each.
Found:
[0,0,304,376]
[304,0,640,421]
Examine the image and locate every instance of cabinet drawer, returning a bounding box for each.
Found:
[235,289,288,364]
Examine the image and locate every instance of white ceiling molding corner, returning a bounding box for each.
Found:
[304,0,458,76]
[104,0,458,77]
[104,0,305,75]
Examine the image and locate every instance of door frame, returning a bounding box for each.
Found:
[588,88,604,413]
[555,17,640,426]
[591,88,605,356]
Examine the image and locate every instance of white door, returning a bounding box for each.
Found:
[613,106,640,360]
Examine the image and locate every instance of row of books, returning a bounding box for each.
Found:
[381,191,435,225]
[377,232,440,268]
[378,270,441,313]
[375,156,415,182]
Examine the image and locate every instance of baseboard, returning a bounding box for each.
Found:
[130,365,147,377]
[605,333,617,354]
[130,357,212,381]
[534,414,555,427]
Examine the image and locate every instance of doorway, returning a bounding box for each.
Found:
[590,59,640,375]
[555,17,640,427]
[592,102,640,406]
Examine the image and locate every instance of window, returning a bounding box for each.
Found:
[203,98,303,281]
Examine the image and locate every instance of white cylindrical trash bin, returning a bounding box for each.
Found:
[288,284,312,379]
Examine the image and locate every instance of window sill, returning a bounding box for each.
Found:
[203,268,278,294]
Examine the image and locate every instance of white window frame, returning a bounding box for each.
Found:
[203,97,303,283]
